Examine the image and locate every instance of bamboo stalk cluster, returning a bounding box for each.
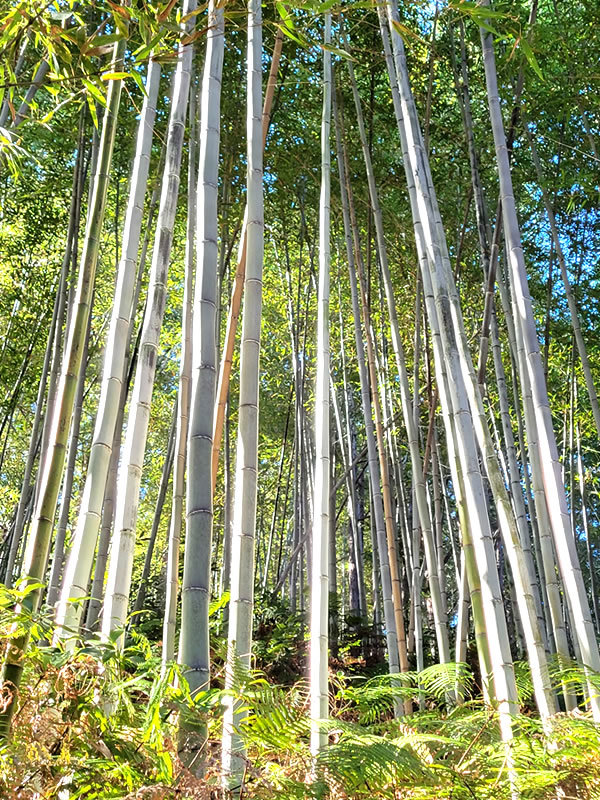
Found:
[1,1,599,792]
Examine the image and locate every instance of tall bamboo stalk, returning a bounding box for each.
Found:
[309,11,331,756]
[479,4,600,719]
[221,0,264,787]
[100,8,195,643]
[178,0,224,771]
[211,29,284,494]
[162,79,197,669]
[0,38,127,736]
[55,56,162,641]
[380,1,520,740]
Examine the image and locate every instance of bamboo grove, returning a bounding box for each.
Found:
[0,0,600,795]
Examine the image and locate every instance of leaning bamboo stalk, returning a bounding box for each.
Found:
[84,162,163,635]
[500,256,576,709]
[55,56,162,642]
[381,1,520,740]
[0,38,127,737]
[479,3,600,719]
[211,28,284,495]
[162,80,197,669]
[398,1,556,720]
[450,22,546,650]
[377,2,496,696]
[100,6,195,643]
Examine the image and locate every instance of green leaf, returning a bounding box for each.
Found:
[391,19,430,48]
[520,38,544,80]
[101,71,129,81]
[276,1,295,31]
[83,78,106,108]
[130,68,146,97]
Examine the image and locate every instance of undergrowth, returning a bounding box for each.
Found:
[0,586,599,799]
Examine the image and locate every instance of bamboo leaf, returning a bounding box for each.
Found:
[520,38,544,80]
[101,71,130,81]
[391,20,430,48]
[83,78,106,107]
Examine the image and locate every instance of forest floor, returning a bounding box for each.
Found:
[2,603,600,799]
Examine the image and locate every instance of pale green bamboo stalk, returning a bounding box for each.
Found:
[54,56,162,642]
[101,6,195,643]
[162,79,197,670]
[178,0,224,772]
[345,48,450,667]
[221,0,263,787]
[479,6,600,719]
[333,85,401,696]
[0,38,127,737]
[309,11,331,757]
